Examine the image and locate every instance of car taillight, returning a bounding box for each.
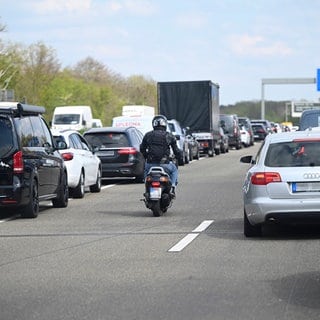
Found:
[251,172,282,185]
[13,151,24,173]
[118,147,137,155]
[62,152,74,161]
[200,142,209,147]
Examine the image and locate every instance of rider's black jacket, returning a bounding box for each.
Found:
[140,127,182,164]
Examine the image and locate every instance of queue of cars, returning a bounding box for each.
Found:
[3,101,318,241]
[0,101,283,230]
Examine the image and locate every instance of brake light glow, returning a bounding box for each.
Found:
[13,151,24,173]
[118,147,137,155]
[61,152,74,161]
[251,172,282,185]
[2,199,18,204]
[151,181,161,187]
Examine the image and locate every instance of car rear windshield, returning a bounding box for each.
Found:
[299,111,320,130]
[54,114,80,125]
[265,141,320,167]
[220,116,236,132]
[85,132,129,148]
[0,116,14,157]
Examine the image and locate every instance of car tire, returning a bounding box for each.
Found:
[178,152,185,166]
[90,167,102,192]
[244,210,262,237]
[135,172,144,183]
[21,178,39,218]
[185,150,189,164]
[52,171,69,208]
[73,171,85,198]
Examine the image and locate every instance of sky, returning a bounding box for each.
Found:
[0,0,320,105]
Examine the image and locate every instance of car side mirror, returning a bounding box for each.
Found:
[240,155,254,164]
[56,141,68,150]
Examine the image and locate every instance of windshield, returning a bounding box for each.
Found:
[54,114,80,125]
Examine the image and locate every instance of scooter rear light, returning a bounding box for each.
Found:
[146,176,153,182]
[160,176,169,182]
[151,181,161,187]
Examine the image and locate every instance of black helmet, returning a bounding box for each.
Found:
[152,115,167,129]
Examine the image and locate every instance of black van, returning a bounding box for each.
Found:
[220,114,242,150]
[0,102,69,218]
[299,109,320,130]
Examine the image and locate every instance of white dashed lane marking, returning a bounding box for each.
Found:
[168,220,214,252]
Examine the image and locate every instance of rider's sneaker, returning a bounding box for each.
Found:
[170,187,176,199]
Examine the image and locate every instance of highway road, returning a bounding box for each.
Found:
[1,142,320,320]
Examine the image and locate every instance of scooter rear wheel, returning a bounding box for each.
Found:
[151,201,162,217]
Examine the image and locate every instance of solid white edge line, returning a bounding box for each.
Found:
[168,233,199,252]
[192,220,214,233]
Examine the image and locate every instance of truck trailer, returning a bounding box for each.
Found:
[157,80,221,156]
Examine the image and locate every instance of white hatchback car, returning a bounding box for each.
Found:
[241,130,320,237]
[239,124,251,147]
[52,129,102,198]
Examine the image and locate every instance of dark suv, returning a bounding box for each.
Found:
[84,126,145,182]
[0,102,68,218]
[220,114,242,150]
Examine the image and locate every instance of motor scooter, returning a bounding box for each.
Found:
[142,166,174,217]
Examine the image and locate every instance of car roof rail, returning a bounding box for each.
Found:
[0,102,45,116]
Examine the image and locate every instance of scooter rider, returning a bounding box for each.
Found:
[140,115,182,196]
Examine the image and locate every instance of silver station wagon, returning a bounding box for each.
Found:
[240,130,320,237]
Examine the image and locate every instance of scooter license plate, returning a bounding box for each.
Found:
[150,187,162,199]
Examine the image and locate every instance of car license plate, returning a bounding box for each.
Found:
[292,182,320,192]
[150,187,162,199]
[103,150,114,156]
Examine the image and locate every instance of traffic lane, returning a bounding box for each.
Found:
[2,144,320,319]
[0,148,248,320]
[2,223,319,320]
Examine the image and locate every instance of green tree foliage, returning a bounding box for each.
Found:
[13,42,60,105]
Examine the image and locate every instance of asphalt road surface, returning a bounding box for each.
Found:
[1,142,320,320]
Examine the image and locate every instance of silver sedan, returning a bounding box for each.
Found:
[240,129,320,237]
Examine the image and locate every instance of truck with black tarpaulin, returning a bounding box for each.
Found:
[157,80,221,156]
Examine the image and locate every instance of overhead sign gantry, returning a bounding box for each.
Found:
[260,77,316,120]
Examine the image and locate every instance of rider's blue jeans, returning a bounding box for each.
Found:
[144,162,178,187]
